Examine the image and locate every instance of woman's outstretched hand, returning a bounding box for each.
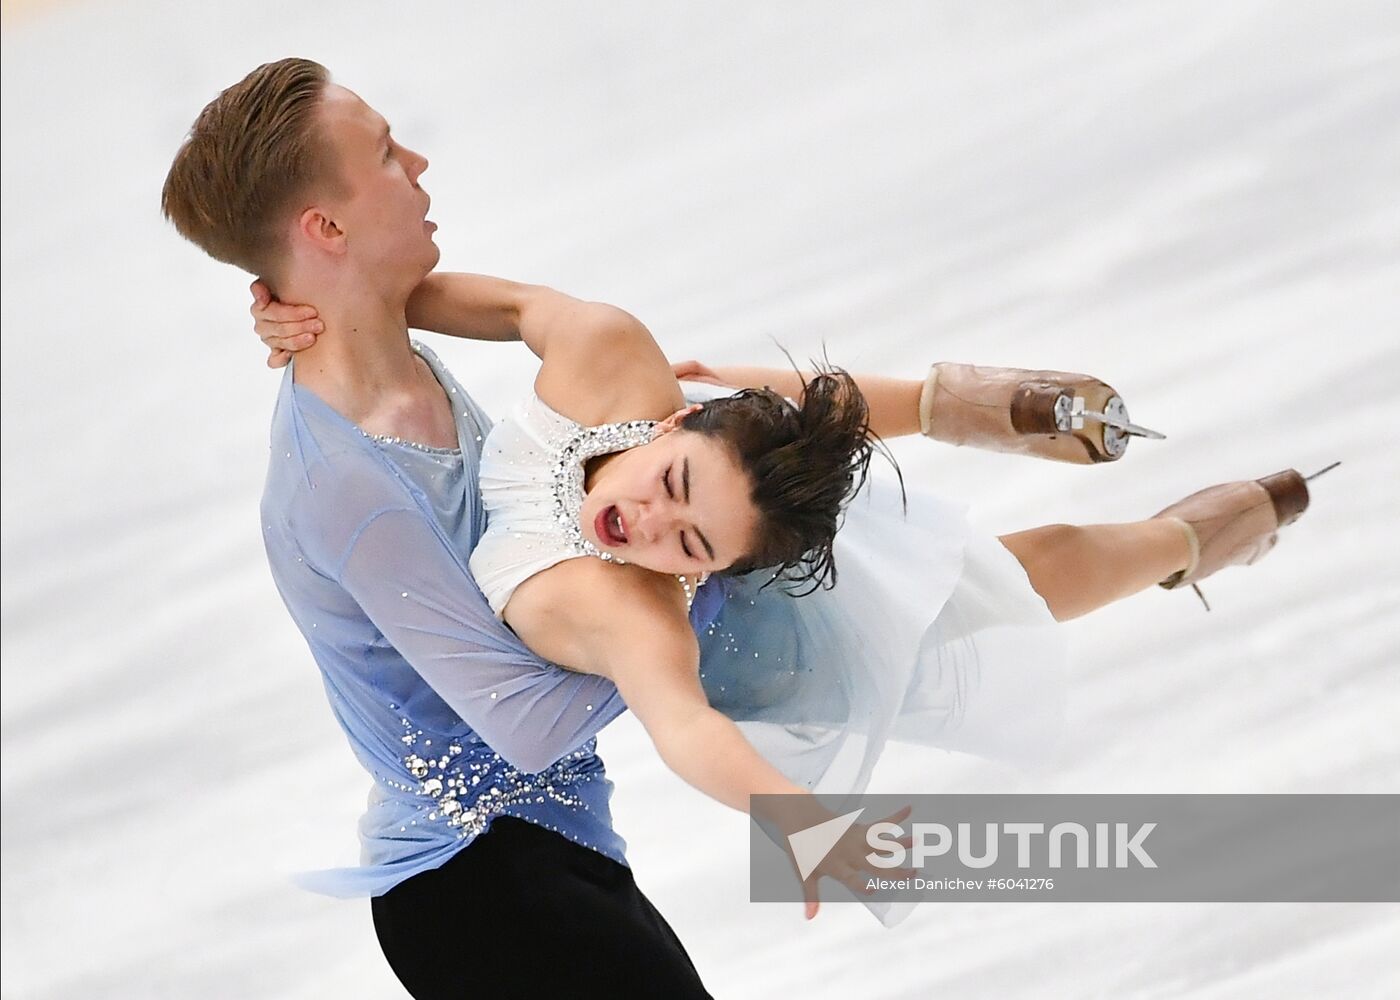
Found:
[759,799,917,921]
[250,280,322,369]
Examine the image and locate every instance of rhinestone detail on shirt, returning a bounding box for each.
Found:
[396,718,598,839]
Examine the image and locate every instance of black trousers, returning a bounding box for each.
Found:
[372,816,715,999]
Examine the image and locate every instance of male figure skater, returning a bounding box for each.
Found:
[162,58,714,999]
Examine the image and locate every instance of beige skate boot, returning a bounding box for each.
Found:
[1153,465,1332,606]
[918,362,1164,464]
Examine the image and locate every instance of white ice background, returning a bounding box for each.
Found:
[3,2,1399,997]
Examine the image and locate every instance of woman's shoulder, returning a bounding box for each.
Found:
[531,315,686,427]
[534,372,684,429]
[503,558,696,672]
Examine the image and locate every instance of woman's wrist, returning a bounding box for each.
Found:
[750,788,830,837]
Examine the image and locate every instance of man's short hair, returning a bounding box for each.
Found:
[161,57,341,280]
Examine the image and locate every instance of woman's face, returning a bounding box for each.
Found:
[579,423,759,577]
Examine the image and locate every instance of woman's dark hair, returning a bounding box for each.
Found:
[680,357,904,595]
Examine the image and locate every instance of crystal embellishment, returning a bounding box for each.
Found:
[545,415,704,611]
[399,717,598,840]
[550,418,658,564]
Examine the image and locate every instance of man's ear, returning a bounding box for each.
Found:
[296,206,347,255]
[652,402,703,437]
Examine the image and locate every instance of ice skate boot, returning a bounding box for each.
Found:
[918,362,1164,464]
[1153,463,1336,606]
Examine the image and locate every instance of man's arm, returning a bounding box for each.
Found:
[289,467,626,775]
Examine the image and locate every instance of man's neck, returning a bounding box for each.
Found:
[281,275,457,448]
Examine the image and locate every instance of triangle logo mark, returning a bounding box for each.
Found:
[788,808,865,881]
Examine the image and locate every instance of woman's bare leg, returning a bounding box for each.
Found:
[998,520,1194,622]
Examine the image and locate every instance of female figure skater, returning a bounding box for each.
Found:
[254,272,1316,925]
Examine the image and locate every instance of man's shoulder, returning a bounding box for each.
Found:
[263,394,424,562]
[265,376,390,486]
[412,339,492,423]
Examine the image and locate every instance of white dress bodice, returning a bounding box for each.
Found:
[468,392,671,619]
[467,379,1070,932]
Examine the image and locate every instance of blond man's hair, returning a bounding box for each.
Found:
[161,58,341,280]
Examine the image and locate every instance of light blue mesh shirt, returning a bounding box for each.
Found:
[261,342,630,896]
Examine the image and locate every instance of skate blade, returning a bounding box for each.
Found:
[1079,407,1167,440]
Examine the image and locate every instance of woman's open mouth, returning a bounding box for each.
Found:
[595,504,628,546]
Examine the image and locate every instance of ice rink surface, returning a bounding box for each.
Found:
[3,1,1398,997]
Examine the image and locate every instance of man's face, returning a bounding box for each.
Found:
[316,84,440,285]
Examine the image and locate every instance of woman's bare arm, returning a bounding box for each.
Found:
[609,629,814,812]
[496,547,919,917]
[505,561,812,808]
[402,271,682,424]
[571,585,826,819]
[251,275,924,437]
[681,362,924,439]
[404,271,637,364]
[403,272,531,342]
[250,272,652,370]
